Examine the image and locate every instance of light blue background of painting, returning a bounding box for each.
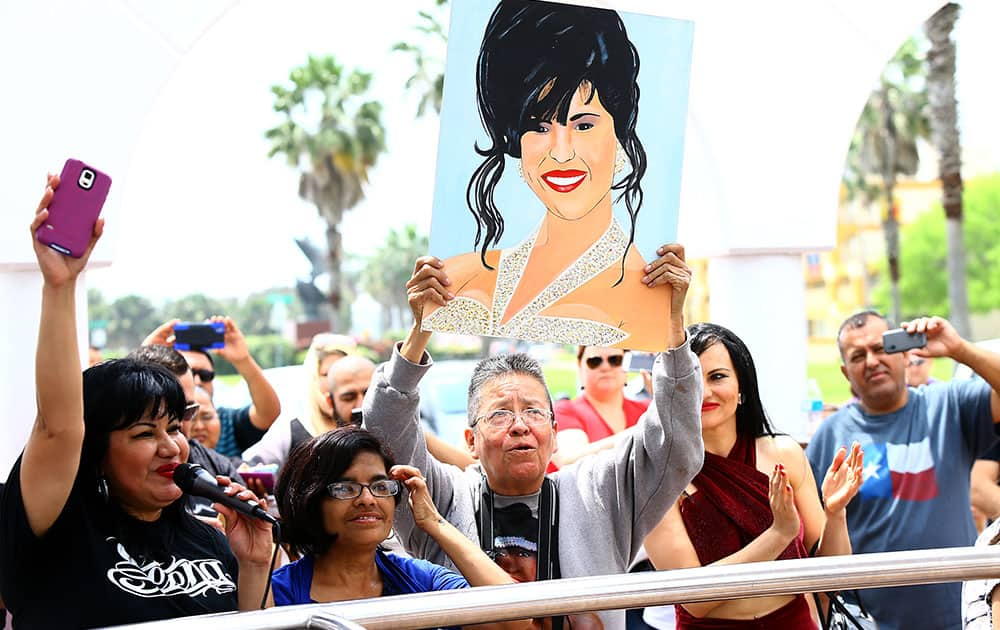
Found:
[429,0,694,261]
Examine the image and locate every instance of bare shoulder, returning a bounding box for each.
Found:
[757,434,809,486]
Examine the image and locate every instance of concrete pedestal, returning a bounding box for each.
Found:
[0,268,90,478]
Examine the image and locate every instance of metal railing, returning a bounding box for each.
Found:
[106,546,1000,630]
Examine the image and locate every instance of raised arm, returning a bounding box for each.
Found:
[362,256,465,556]
[21,173,104,536]
[811,441,863,557]
[971,459,1000,525]
[906,316,1000,422]
[393,465,531,630]
[213,316,281,431]
[393,465,511,586]
[577,243,704,560]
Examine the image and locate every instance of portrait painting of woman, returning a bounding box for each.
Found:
[422,0,693,351]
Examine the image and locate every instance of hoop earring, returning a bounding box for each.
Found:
[614,143,627,174]
[97,476,110,504]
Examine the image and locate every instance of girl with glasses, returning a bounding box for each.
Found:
[551,346,650,467]
[268,427,530,628]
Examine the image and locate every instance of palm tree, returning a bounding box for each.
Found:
[844,38,929,323]
[393,1,448,118]
[266,55,387,330]
[361,225,429,333]
[925,3,971,338]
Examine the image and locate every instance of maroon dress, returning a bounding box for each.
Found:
[675,432,817,629]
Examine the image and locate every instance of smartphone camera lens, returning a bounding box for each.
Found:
[78,169,95,190]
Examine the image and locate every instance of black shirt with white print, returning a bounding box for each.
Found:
[0,456,239,629]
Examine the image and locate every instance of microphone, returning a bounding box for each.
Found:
[173,463,278,525]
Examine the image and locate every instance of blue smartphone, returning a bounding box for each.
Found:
[173,322,225,351]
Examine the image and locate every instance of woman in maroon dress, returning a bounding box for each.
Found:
[644,323,864,629]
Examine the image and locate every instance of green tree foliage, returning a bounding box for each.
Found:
[843,37,929,324]
[871,174,1000,319]
[360,225,429,331]
[394,0,448,118]
[162,294,237,325]
[266,54,387,330]
[104,295,159,350]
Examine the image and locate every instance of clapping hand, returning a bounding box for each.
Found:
[821,442,864,515]
[769,464,800,542]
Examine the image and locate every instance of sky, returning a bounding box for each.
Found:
[85,0,999,303]
[87,0,447,302]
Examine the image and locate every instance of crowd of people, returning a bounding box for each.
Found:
[3,175,1000,630]
[5,2,1000,628]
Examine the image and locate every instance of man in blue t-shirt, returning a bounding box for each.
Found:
[144,316,281,458]
[807,311,1000,630]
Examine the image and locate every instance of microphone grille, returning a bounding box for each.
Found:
[172,463,198,489]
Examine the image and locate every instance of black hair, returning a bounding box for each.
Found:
[277,426,399,557]
[467,0,647,283]
[79,358,188,488]
[836,310,890,359]
[78,358,212,562]
[688,323,776,439]
[127,344,190,377]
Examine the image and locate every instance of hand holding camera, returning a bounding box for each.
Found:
[894,316,966,360]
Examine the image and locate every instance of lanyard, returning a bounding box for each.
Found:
[477,475,562,627]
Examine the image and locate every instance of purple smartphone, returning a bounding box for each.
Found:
[36,159,112,258]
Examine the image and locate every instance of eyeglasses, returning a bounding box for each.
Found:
[182,402,200,422]
[472,408,553,430]
[191,367,215,383]
[326,479,401,500]
[585,355,624,369]
[191,410,218,425]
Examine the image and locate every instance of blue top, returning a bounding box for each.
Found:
[271,548,469,606]
[215,404,265,458]
[806,379,997,630]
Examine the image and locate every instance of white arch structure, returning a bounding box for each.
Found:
[0,0,947,479]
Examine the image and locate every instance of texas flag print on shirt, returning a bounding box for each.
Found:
[858,437,938,501]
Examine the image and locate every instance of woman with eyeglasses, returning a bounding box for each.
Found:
[551,346,650,467]
[269,427,530,628]
[0,176,274,627]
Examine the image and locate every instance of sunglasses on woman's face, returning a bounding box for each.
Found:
[182,402,200,422]
[585,355,624,369]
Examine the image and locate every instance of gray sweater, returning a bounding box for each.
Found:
[362,340,704,629]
